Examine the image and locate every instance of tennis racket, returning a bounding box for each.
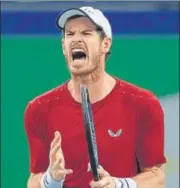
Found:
[80,85,100,181]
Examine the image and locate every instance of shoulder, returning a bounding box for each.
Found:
[116,78,163,112]
[116,78,153,97]
[24,82,68,118]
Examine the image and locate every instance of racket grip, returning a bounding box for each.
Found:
[94,174,100,181]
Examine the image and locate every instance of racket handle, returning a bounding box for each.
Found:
[94,174,100,181]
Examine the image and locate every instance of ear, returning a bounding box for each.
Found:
[61,38,66,55]
[102,38,112,54]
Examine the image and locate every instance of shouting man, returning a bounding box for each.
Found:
[25,6,167,188]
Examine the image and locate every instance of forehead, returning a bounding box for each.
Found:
[65,16,97,31]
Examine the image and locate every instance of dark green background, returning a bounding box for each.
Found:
[1,36,179,188]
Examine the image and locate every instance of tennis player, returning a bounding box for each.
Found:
[25,6,167,188]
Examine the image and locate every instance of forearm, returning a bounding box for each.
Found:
[132,167,165,188]
[27,173,43,188]
[27,169,65,188]
[114,166,165,188]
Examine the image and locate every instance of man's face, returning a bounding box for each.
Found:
[62,16,111,76]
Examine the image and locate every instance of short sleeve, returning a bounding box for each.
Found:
[24,101,49,174]
[136,95,167,169]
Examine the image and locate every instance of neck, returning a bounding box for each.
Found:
[67,72,116,103]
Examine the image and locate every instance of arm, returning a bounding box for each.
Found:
[25,101,73,188]
[90,164,165,188]
[26,132,73,188]
[24,101,49,188]
[131,164,165,188]
[90,94,167,188]
[91,164,165,188]
[27,173,43,188]
[132,95,166,188]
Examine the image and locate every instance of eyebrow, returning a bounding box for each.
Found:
[65,29,95,33]
[64,29,74,33]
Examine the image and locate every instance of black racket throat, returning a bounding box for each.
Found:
[80,85,100,181]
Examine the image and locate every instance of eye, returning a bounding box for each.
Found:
[66,32,74,36]
[83,32,92,36]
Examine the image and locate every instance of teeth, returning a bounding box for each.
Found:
[72,49,84,53]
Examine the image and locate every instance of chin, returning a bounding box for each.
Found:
[69,65,99,79]
[69,67,91,76]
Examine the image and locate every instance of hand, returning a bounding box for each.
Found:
[49,131,73,181]
[90,166,116,188]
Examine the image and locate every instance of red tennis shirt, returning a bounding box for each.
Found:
[24,78,166,188]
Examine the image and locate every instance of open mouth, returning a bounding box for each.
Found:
[72,49,87,61]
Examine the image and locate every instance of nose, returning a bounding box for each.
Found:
[72,32,83,43]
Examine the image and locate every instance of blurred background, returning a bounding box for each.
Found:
[1,1,179,188]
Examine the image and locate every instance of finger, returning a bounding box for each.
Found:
[50,141,61,160]
[51,152,63,169]
[50,131,61,149]
[87,164,110,177]
[64,168,73,175]
[97,166,110,178]
[87,162,91,172]
[55,168,73,180]
[90,178,110,188]
[51,154,73,174]
[58,148,65,165]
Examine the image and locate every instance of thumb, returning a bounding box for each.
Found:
[97,165,110,178]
